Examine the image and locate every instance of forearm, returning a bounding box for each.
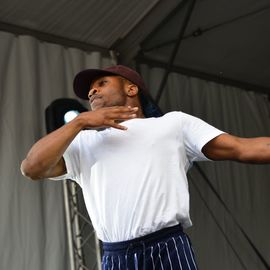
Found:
[21,116,85,179]
[203,134,270,164]
[238,137,270,164]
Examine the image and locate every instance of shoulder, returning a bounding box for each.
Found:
[161,111,198,119]
[158,111,197,125]
[145,111,189,132]
[163,111,215,127]
[158,111,185,121]
[162,111,183,117]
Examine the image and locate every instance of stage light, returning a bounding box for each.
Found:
[64,110,81,124]
[45,98,88,133]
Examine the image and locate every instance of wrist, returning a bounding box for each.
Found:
[70,112,88,130]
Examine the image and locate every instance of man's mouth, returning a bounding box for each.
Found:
[90,95,102,103]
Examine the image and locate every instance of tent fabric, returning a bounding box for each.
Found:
[0,30,112,270]
[140,64,270,270]
[0,27,269,270]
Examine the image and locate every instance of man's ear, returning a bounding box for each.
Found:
[126,83,139,97]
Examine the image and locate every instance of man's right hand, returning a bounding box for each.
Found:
[77,106,139,130]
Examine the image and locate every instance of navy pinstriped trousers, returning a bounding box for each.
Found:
[101,224,198,270]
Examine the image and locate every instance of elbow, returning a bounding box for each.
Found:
[20,159,44,180]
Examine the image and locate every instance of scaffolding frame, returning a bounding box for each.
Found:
[63,180,102,270]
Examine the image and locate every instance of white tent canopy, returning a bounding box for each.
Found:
[0,0,269,91]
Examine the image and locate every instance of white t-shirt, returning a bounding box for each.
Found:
[55,111,224,242]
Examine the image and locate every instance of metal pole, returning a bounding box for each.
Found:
[63,180,76,270]
[155,0,197,104]
[94,235,102,270]
[71,182,84,268]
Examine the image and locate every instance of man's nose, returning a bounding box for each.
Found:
[88,88,98,99]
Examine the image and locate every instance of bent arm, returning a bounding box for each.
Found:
[202,133,270,164]
[21,106,139,180]
[21,117,84,180]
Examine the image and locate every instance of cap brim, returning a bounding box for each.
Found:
[73,69,118,100]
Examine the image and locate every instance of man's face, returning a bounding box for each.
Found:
[88,76,127,111]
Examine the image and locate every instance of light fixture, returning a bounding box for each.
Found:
[45,98,88,133]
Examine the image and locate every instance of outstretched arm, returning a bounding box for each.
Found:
[202,133,270,164]
[21,106,138,180]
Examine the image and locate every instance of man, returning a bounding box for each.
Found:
[21,65,270,270]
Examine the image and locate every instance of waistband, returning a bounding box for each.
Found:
[102,224,183,252]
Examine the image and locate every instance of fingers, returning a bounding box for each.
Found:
[109,122,128,130]
[102,119,128,130]
[104,106,138,121]
[103,106,139,130]
[106,106,138,114]
[83,106,139,130]
[109,112,137,120]
[112,105,138,111]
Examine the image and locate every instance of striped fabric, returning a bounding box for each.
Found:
[101,225,198,270]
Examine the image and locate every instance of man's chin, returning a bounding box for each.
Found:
[90,102,105,111]
[90,102,125,111]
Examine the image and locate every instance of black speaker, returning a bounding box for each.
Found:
[45,98,88,133]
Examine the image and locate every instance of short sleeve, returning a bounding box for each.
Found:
[49,131,96,186]
[181,112,225,163]
[48,133,82,183]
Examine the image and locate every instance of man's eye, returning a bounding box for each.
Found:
[99,80,107,86]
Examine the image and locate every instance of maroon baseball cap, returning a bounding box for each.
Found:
[73,65,163,117]
[73,65,148,99]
